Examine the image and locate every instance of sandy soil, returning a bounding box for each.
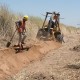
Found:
[0,40,61,80]
[6,32,80,80]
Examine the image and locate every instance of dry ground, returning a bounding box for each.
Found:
[6,32,80,80]
[0,39,61,80]
[0,29,80,80]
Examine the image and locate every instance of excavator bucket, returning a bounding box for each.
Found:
[36,12,51,40]
[36,27,48,40]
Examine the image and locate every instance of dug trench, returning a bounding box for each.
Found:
[0,40,61,80]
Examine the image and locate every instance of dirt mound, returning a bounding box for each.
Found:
[67,63,80,69]
[72,45,80,52]
[70,45,80,52]
[26,73,54,80]
[7,32,80,80]
[0,40,61,80]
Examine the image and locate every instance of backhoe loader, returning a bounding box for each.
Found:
[36,12,63,43]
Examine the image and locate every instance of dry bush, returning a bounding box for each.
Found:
[60,24,79,36]
[0,5,17,47]
[0,5,44,47]
[29,16,43,28]
[0,5,14,38]
[24,16,43,40]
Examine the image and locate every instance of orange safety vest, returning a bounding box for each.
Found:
[18,21,26,32]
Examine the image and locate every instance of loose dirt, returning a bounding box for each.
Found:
[0,40,61,80]
[6,33,80,80]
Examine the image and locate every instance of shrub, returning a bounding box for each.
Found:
[0,5,14,38]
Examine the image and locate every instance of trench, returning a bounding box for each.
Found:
[0,40,61,80]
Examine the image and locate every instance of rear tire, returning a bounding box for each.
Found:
[54,31,63,43]
[57,34,63,43]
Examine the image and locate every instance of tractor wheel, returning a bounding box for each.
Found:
[54,31,63,43]
[56,34,63,43]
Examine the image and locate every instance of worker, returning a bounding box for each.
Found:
[52,12,60,31]
[15,15,28,49]
[47,12,60,37]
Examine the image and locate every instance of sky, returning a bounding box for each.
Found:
[0,0,80,27]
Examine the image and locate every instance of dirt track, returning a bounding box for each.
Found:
[6,33,80,80]
[0,40,61,80]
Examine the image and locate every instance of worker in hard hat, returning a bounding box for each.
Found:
[15,15,28,49]
[52,12,60,31]
[49,12,60,35]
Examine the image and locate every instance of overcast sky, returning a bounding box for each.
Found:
[0,0,80,27]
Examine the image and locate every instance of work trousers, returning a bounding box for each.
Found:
[18,32,26,44]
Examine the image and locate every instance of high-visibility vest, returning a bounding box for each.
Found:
[16,20,26,32]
